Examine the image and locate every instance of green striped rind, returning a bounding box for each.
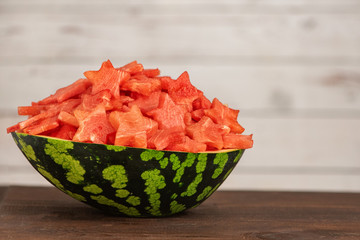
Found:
[11,132,245,217]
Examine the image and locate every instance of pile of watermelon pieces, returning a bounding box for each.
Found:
[7,60,253,153]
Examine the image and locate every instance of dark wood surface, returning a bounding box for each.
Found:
[0,186,359,240]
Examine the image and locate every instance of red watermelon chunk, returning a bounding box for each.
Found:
[156,76,174,91]
[107,132,116,145]
[128,91,161,114]
[57,98,82,113]
[204,98,245,134]
[147,92,186,130]
[109,105,158,148]
[84,60,130,99]
[148,128,185,151]
[18,106,41,116]
[184,112,194,126]
[186,116,230,150]
[7,123,20,134]
[121,77,161,96]
[73,104,115,144]
[58,111,79,127]
[73,108,90,122]
[38,78,90,105]
[81,90,112,111]
[17,99,80,131]
[167,136,207,153]
[193,92,211,110]
[223,133,253,149]
[108,94,134,111]
[119,61,144,75]
[50,124,77,140]
[191,109,205,121]
[23,116,59,135]
[142,68,160,78]
[8,60,253,152]
[19,108,58,130]
[168,71,200,112]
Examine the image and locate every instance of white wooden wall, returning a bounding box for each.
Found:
[0,0,359,192]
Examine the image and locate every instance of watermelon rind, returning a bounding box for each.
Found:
[11,132,244,217]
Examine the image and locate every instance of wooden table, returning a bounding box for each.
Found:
[0,186,359,239]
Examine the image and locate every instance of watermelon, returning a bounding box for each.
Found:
[142,68,160,78]
[58,111,79,127]
[18,105,41,116]
[84,60,130,99]
[128,91,161,114]
[119,60,144,74]
[147,92,187,131]
[204,98,245,134]
[148,128,185,151]
[7,60,253,152]
[186,116,230,150]
[72,104,115,144]
[12,132,245,217]
[121,76,162,96]
[108,105,158,148]
[38,78,91,105]
[7,60,254,217]
[168,71,199,112]
[81,90,113,111]
[50,124,77,140]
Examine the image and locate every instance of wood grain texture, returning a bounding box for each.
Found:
[0,186,359,240]
[1,0,360,62]
[1,65,360,112]
[1,15,360,59]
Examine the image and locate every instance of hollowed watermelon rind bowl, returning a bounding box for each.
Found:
[12,132,244,217]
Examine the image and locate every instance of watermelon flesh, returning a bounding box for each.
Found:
[72,104,115,144]
[147,92,186,131]
[7,60,253,152]
[109,105,158,148]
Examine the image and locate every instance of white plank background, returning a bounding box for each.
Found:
[0,0,359,192]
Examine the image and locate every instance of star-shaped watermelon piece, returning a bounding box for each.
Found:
[73,104,115,144]
[109,105,158,148]
[186,116,230,150]
[147,92,186,131]
[204,98,245,134]
[168,71,200,112]
[84,60,130,99]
